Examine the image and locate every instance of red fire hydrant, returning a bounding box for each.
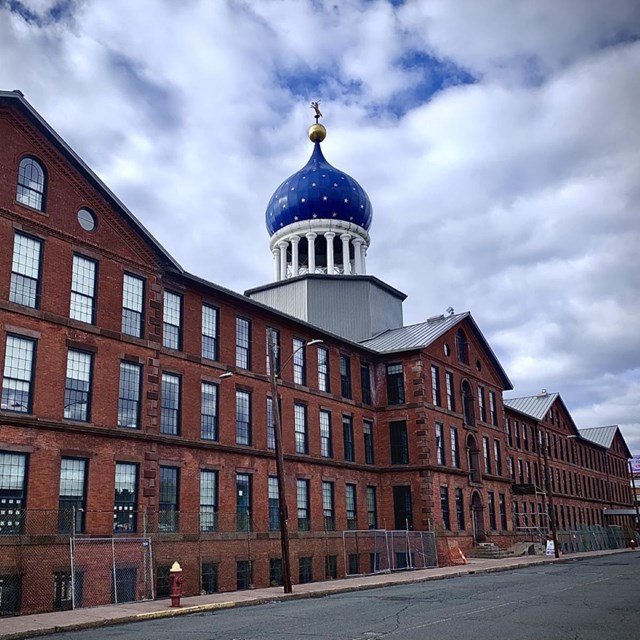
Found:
[169,561,183,607]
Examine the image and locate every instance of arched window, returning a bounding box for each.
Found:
[16,157,46,211]
[456,329,469,364]
[462,380,474,426]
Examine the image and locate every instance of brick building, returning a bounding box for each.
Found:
[0,90,634,615]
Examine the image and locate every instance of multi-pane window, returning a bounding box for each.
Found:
[386,363,404,405]
[117,362,141,429]
[340,355,351,399]
[489,390,498,426]
[450,426,460,468]
[478,386,487,422]
[269,558,283,587]
[294,404,308,454]
[346,483,357,530]
[162,291,182,350]
[445,372,456,411]
[236,317,251,369]
[366,486,378,529]
[455,488,465,530]
[299,557,313,584]
[508,456,515,480]
[201,382,218,440]
[515,420,521,448]
[435,422,445,465]
[363,420,374,465]
[506,418,513,447]
[499,493,508,530]
[236,560,252,590]
[268,476,280,531]
[64,350,92,422]
[266,396,276,450]
[360,362,372,404]
[202,562,218,594]
[325,555,338,579]
[122,274,144,338]
[236,473,251,532]
[343,415,355,462]
[317,347,330,392]
[440,486,450,530]
[58,458,87,533]
[159,466,179,532]
[320,410,332,458]
[322,480,335,530]
[114,463,138,533]
[2,335,36,413]
[236,390,251,445]
[456,329,469,364]
[160,373,181,435]
[0,452,27,534]
[393,485,413,530]
[293,338,306,385]
[431,365,441,406]
[390,420,408,465]
[70,255,97,324]
[202,304,218,360]
[10,232,42,308]
[264,328,280,377]
[494,440,502,475]
[483,436,492,474]
[296,479,310,531]
[488,492,497,530]
[17,157,46,210]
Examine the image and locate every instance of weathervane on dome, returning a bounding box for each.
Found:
[310,101,323,123]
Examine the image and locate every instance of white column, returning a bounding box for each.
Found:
[278,241,288,280]
[325,232,336,275]
[290,235,300,277]
[273,248,281,281]
[340,233,351,275]
[361,244,367,274]
[352,238,363,275]
[306,232,317,274]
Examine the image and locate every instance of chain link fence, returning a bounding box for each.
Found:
[342,530,438,576]
[556,524,626,554]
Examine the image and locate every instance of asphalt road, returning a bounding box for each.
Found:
[36,555,640,640]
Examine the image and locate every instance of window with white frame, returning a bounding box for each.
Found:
[64,350,92,422]
[160,372,181,435]
[10,232,42,309]
[2,335,36,413]
[236,390,251,445]
[201,381,218,440]
[163,291,182,350]
[294,404,308,454]
[118,361,141,428]
[317,346,330,392]
[293,338,306,385]
[122,274,144,338]
[320,409,332,457]
[202,304,218,360]
[200,470,218,532]
[70,255,97,324]
[236,317,251,369]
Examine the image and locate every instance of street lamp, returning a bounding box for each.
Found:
[269,334,323,593]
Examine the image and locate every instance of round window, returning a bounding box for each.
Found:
[77,208,96,232]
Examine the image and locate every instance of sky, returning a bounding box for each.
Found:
[1,0,639,450]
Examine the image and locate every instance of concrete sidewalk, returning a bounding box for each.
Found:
[1,549,632,640]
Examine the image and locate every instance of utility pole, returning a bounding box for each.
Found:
[268,331,293,593]
[540,427,560,558]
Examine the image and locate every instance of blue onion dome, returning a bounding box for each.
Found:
[265,126,373,236]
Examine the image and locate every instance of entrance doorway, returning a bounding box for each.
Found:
[471,491,486,543]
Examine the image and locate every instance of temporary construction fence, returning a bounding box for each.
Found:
[342,530,438,576]
[556,524,626,554]
[70,537,154,608]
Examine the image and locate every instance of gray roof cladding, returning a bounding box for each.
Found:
[1,90,181,272]
[504,392,559,421]
[360,311,513,390]
[579,426,619,449]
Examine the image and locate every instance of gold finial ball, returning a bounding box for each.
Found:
[308,123,327,143]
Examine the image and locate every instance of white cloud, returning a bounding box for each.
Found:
[1,0,639,450]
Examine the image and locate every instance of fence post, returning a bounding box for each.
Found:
[112,537,118,604]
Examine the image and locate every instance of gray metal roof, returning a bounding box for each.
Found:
[360,311,468,352]
[360,311,513,390]
[579,426,618,449]
[504,392,559,421]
